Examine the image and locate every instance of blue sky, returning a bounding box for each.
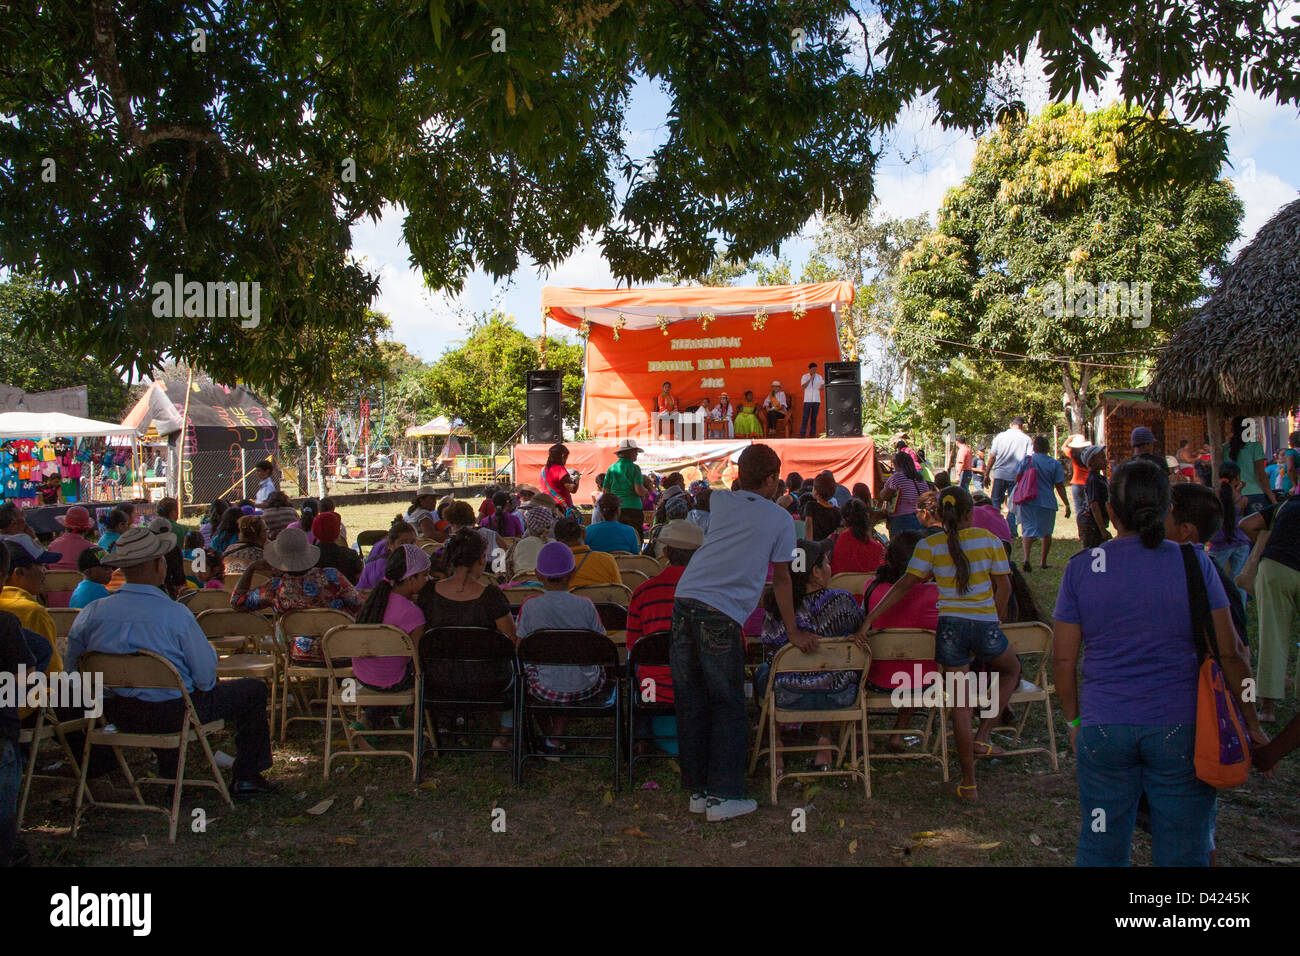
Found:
[352,64,1300,363]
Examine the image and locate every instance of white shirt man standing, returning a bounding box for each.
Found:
[799,363,825,438]
[984,416,1034,537]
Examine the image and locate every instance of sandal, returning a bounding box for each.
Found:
[972,741,1005,758]
[956,783,978,801]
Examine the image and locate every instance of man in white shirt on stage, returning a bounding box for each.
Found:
[762,381,789,437]
[799,363,824,438]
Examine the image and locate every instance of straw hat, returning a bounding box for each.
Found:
[101,527,175,568]
[55,506,96,532]
[261,526,320,573]
[1064,434,1089,450]
[147,516,172,534]
[658,520,704,550]
[616,438,641,456]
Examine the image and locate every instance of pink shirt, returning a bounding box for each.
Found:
[49,532,94,570]
[970,505,1012,543]
[863,578,940,690]
[351,592,423,688]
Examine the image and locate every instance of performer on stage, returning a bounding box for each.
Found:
[734,391,764,438]
[762,381,789,436]
[710,393,735,439]
[653,381,680,440]
[799,363,824,438]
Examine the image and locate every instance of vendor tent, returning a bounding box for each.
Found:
[121,381,278,504]
[404,416,468,438]
[0,411,136,440]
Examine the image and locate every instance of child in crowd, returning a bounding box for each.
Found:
[69,548,112,609]
[856,486,1019,801]
[195,547,226,589]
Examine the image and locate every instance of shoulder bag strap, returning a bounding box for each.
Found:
[1179,542,1217,666]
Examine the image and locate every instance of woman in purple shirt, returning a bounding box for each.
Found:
[1052,459,1266,866]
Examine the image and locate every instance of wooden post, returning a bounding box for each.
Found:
[177,368,194,507]
[1206,408,1223,481]
[540,308,548,370]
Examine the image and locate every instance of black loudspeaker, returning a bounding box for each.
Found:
[823,361,862,437]
[526,369,563,444]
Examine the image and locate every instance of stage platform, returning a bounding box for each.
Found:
[514,436,877,492]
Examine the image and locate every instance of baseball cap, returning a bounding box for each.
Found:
[1131,426,1157,446]
[796,538,832,570]
[77,547,108,573]
[4,536,62,568]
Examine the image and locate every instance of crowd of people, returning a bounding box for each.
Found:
[2,416,1299,866]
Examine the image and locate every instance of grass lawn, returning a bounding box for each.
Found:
[19,503,1300,866]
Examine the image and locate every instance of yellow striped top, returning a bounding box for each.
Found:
[905,527,1010,621]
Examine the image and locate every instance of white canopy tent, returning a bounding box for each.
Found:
[0,411,137,440]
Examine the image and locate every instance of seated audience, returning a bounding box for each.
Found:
[555,517,622,588]
[802,471,842,541]
[194,547,226,589]
[259,491,299,540]
[686,487,712,532]
[313,511,363,584]
[148,517,188,599]
[758,538,865,771]
[98,508,132,552]
[209,506,243,555]
[916,490,944,530]
[231,526,362,663]
[482,491,525,539]
[405,487,443,540]
[318,497,347,546]
[199,499,230,546]
[222,515,269,574]
[356,518,417,591]
[65,528,277,797]
[49,506,97,571]
[585,493,640,554]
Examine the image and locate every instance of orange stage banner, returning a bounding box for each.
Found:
[541,283,854,439]
[514,437,878,496]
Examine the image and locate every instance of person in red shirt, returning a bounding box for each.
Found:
[829,499,883,580]
[625,520,704,752]
[539,444,578,513]
[859,529,940,751]
[1062,434,1091,517]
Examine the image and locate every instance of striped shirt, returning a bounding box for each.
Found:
[625,564,684,702]
[885,472,928,517]
[905,527,1010,622]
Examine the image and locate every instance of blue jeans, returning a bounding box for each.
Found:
[1210,544,1250,608]
[799,402,820,438]
[670,598,748,799]
[959,469,973,490]
[1069,484,1087,515]
[1245,493,1273,516]
[887,512,922,535]
[934,616,1009,667]
[1076,723,1216,867]
[0,739,20,866]
[990,477,1018,536]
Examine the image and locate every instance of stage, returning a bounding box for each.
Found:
[513,436,877,493]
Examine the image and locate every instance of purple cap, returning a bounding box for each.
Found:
[1131,426,1157,446]
[536,541,576,578]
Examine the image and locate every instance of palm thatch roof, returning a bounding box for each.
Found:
[1149,194,1300,417]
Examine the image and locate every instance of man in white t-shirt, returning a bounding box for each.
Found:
[672,444,815,823]
[253,460,276,506]
[984,416,1034,537]
[799,363,825,438]
[762,381,789,436]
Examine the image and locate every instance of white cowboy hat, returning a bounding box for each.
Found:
[262,526,320,573]
[101,527,175,568]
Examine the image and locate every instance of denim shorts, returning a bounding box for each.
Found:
[934,616,1008,668]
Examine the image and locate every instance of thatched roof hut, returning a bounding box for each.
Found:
[1149,195,1300,417]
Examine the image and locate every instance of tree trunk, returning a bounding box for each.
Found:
[1061,363,1092,436]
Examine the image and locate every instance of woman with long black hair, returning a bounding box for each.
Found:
[1053,459,1265,866]
[1207,461,1250,608]
[880,451,929,535]
[540,444,579,513]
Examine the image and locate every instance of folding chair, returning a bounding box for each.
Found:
[620,568,649,588]
[986,621,1059,770]
[44,570,84,594]
[626,630,675,782]
[223,571,268,590]
[18,706,92,829]
[320,624,425,780]
[72,651,233,843]
[46,608,80,660]
[197,609,278,729]
[594,602,628,646]
[614,554,661,580]
[571,583,632,607]
[749,639,872,804]
[516,629,621,789]
[277,608,355,741]
[502,585,543,610]
[355,530,386,556]
[828,572,871,598]
[418,626,520,784]
[181,588,233,614]
[861,628,948,781]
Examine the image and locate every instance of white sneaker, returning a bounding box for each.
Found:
[706,797,757,822]
[689,792,708,814]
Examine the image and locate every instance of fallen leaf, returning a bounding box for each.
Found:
[849,839,858,855]
[621,826,652,839]
[654,813,669,821]
[1029,833,1042,846]
[601,790,613,807]
[633,803,640,810]
[352,796,363,811]
[306,798,334,816]
[419,780,438,790]
[640,781,661,790]
[282,816,311,824]
[334,837,356,846]
[730,840,747,849]
[803,785,823,802]
[575,810,590,816]
[912,830,937,838]
[977,841,1002,850]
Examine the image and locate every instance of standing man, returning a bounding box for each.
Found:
[670,444,815,822]
[799,363,824,438]
[1129,426,1172,476]
[762,381,789,437]
[653,382,679,441]
[1062,434,1091,517]
[604,438,649,541]
[253,459,276,506]
[952,435,974,489]
[984,415,1034,538]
